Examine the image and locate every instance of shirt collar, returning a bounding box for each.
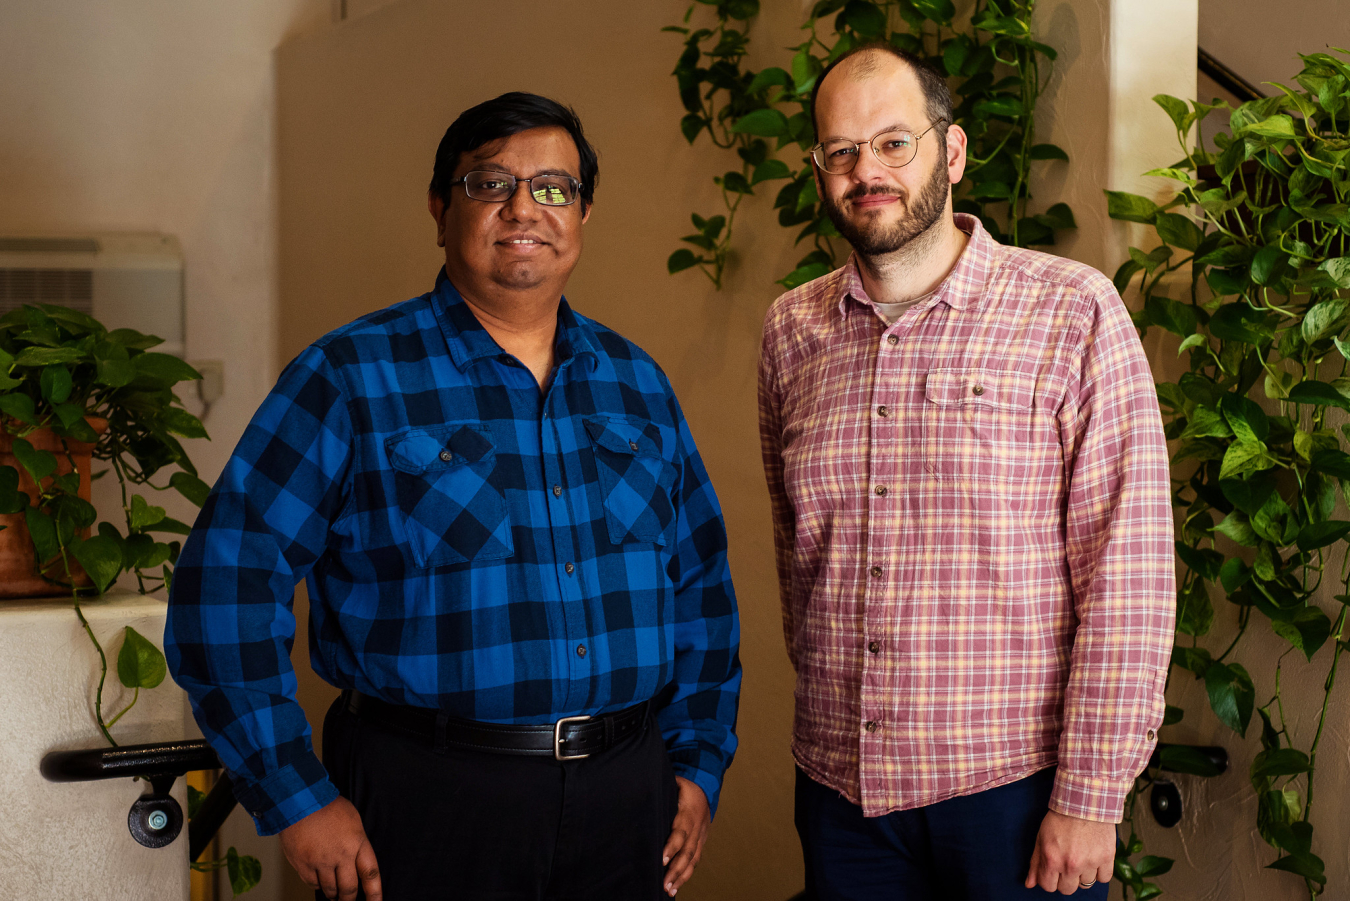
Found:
[431,267,600,373]
[835,212,996,319]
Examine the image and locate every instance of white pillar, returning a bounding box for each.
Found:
[0,590,190,901]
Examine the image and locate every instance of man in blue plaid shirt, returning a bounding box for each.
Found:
[166,92,741,901]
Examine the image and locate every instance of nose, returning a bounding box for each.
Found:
[501,180,544,223]
[849,142,892,186]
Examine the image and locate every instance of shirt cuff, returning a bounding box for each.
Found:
[1048,769,1131,823]
[230,752,340,836]
[666,746,726,819]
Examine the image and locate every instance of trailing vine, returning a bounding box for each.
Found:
[1108,51,1350,900]
[664,0,1075,291]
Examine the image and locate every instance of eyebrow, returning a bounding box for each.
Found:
[820,123,911,143]
[469,161,578,179]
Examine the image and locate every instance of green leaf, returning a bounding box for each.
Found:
[1209,303,1271,345]
[13,346,84,367]
[1154,212,1204,251]
[721,170,753,194]
[129,494,167,532]
[1287,380,1350,410]
[1266,852,1326,885]
[1252,748,1311,778]
[1177,578,1214,636]
[1154,93,1192,130]
[974,96,1026,119]
[1320,257,1350,289]
[1028,143,1069,162]
[95,358,135,388]
[1135,855,1174,878]
[72,534,123,594]
[1214,510,1258,547]
[1205,662,1255,735]
[843,0,888,37]
[1219,438,1273,480]
[1038,202,1076,230]
[23,507,59,564]
[1219,472,1275,515]
[1296,519,1350,551]
[667,249,700,274]
[1302,298,1348,343]
[1243,114,1297,139]
[732,108,790,137]
[776,262,833,290]
[910,0,956,22]
[145,516,193,536]
[1172,645,1213,675]
[747,66,791,95]
[1179,406,1231,440]
[107,328,164,351]
[751,159,791,184]
[187,784,205,819]
[227,847,263,896]
[1219,558,1251,594]
[1271,606,1333,659]
[40,366,73,405]
[1113,259,1143,295]
[1144,166,1198,185]
[679,114,704,144]
[1178,333,1208,357]
[1104,190,1159,223]
[1163,705,1184,726]
[1311,448,1350,479]
[115,625,166,689]
[170,471,211,507]
[1251,245,1289,286]
[1145,295,1198,337]
[11,438,56,483]
[0,393,37,424]
[1161,744,1224,777]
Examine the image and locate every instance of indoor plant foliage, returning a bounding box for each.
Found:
[664,0,1075,290]
[1107,51,1350,900]
[0,303,210,745]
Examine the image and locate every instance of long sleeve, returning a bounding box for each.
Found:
[1051,283,1176,822]
[165,344,353,835]
[655,397,741,817]
[757,320,798,669]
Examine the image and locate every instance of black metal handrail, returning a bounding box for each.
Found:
[41,739,237,856]
[1199,47,1266,103]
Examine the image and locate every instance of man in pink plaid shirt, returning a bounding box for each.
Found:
[758,44,1175,899]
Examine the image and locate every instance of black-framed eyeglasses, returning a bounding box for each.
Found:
[810,119,948,175]
[452,170,582,206]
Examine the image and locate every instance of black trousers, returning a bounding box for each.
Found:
[319,696,680,901]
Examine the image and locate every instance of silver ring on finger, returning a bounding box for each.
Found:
[1080,881,1096,888]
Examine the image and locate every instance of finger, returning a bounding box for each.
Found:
[317,867,339,901]
[1056,870,1079,895]
[1097,862,1113,886]
[357,840,384,901]
[664,835,701,895]
[662,826,687,867]
[336,859,360,901]
[1037,858,1062,893]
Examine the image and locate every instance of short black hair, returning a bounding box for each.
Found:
[810,42,952,148]
[429,92,599,207]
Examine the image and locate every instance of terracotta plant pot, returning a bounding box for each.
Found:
[0,417,108,599]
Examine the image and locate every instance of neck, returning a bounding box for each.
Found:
[854,214,969,306]
[449,269,562,389]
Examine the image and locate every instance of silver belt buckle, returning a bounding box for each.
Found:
[553,714,592,761]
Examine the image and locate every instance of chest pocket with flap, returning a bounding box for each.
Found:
[386,423,514,568]
[920,369,1040,486]
[584,417,677,546]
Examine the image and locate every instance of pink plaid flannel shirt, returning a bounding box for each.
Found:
[758,215,1175,822]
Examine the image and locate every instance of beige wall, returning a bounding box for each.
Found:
[0,3,330,899]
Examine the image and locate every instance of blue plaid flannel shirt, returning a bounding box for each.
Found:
[165,272,741,835]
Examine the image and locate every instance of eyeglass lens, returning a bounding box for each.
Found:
[463,171,578,205]
[813,131,919,174]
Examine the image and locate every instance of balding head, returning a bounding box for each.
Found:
[810,44,953,148]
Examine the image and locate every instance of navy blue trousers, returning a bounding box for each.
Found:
[795,767,1111,901]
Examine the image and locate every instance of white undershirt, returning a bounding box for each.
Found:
[872,287,939,325]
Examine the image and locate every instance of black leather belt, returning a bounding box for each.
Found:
[344,690,650,761]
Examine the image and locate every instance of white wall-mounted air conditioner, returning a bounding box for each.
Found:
[0,233,185,357]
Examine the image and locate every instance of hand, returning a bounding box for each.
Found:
[280,797,383,901]
[661,776,711,897]
[1025,809,1114,894]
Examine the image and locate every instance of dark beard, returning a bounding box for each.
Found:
[820,151,950,256]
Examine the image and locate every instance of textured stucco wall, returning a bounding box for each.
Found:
[0,591,189,900]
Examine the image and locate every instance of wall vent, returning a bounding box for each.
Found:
[0,234,184,356]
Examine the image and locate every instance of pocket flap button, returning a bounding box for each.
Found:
[439,450,453,462]
[972,385,984,396]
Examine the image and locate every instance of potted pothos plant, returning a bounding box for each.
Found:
[0,302,260,895]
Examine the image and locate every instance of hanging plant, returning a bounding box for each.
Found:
[663,0,1075,290]
[1108,50,1350,901]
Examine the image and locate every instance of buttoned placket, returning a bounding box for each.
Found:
[859,310,908,806]
[536,355,592,711]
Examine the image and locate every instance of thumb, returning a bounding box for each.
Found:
[1024,840,1043,889]
[356,839,383,901]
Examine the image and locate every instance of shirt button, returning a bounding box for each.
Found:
[565,562,575,574]
[874,485,887,496]
[629,441,639,452]
[552,485,562,497]
[886,335,899,346]
[865,721,879,733]
[1147,729,1156,741]
[868,641,880,654]
[576,644,586,658]
[972,385,985,396]
[877,405,889,417]
[869,565,882,578]
[439,450,453,462]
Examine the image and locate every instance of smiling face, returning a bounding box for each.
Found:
[813,53,964,258]
[430,126,590,301]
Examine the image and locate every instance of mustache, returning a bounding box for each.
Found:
[843,184,906,202]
